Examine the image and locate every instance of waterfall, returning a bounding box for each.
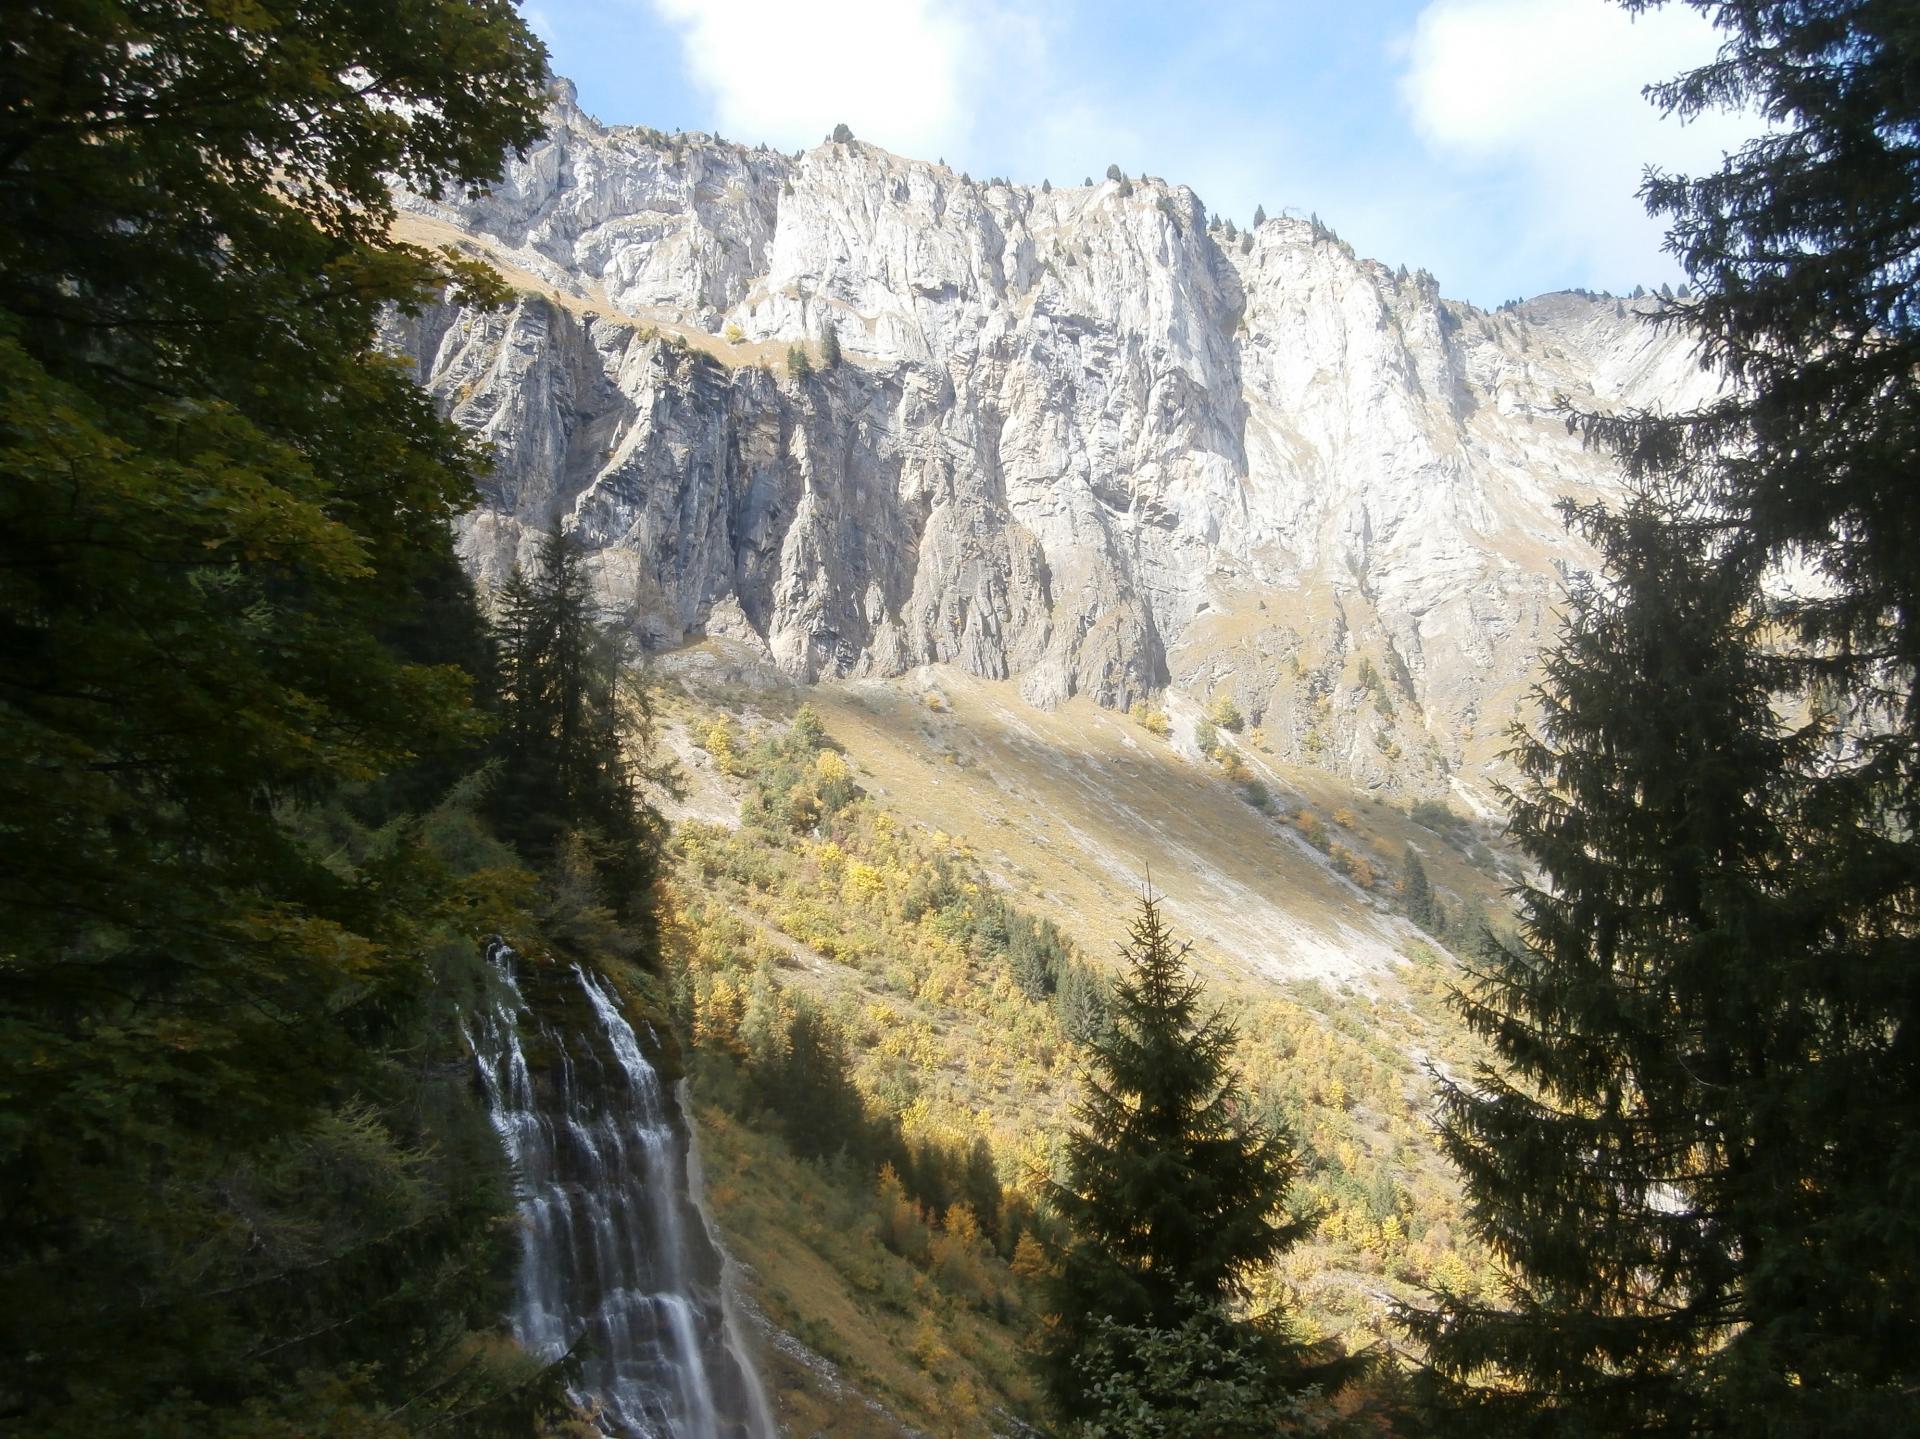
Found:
[465,939,778,1439]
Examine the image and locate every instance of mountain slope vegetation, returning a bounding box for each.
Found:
[645,668,1510,1432]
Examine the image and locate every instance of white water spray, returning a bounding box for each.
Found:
[465,940,777,1438]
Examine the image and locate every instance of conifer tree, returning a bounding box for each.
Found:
[1402,499,1817,1433]
[1043,895,1315,1422]
[493,562,542,754]
[491,525,666,922]
[1054,958,1110,1043]
[820,320,843,368]
[1399,845,1435,932]
[1411,5,1920,1430]
[1593,0,1919,784]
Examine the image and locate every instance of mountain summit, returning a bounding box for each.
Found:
[392,84,1721,801]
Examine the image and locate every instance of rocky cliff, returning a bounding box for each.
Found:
[390,81,1722,798]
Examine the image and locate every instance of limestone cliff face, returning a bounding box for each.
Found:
[391,82,1721,797]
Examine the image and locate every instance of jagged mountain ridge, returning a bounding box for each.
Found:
[391,80,1722,799]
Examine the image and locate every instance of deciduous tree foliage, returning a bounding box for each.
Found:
[1411,3,1920,1432]
[0,3,557,1433]
[1069,1297,1344,1439]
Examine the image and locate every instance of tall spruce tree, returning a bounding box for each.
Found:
[1411,4,1920,1430]
[1043,895,1317,1425]
[491,525,667,924]
[1402,500,1816,1433]
[1599,2,1920,712]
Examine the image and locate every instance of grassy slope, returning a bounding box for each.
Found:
[394,212,834,374]
[802,665,1508,996]
[656,647,1518,1434]
[697,1102,1043,1439]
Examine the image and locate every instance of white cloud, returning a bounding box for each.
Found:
[618,0,1748,303]
[523,4,558,43]
[1402,0,1755,290]
[649,0,980,158]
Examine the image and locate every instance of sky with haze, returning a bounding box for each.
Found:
[522,0,1757,308]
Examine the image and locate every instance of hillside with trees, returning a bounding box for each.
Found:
[1,2,1912,1438]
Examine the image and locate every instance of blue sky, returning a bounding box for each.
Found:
[521,1,1754,308]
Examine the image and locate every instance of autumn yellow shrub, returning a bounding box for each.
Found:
[930,1202,996,1306]
[876,1164,931,1261]
[1329,843,1378,889]
[1009,1232,1052,1283]
[1206,693,1245,731]
[1128,700,1172,738]
[1293,808,1329,850]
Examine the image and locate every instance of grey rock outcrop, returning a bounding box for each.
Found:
[390,83,1721,796]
